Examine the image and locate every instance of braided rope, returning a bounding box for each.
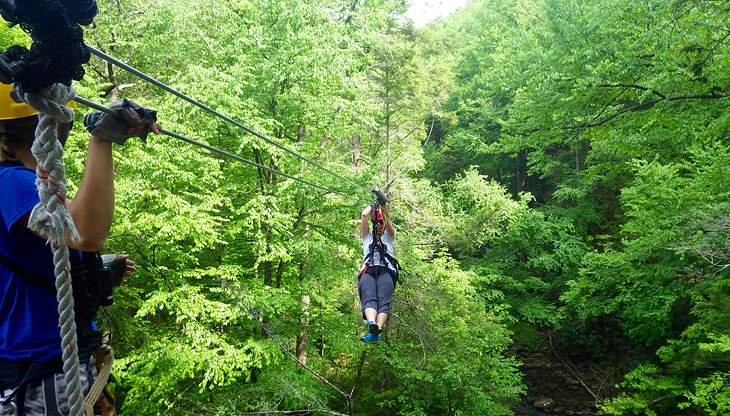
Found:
[18,83,85,416]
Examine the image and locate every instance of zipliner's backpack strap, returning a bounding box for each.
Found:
[0,251,55,291]
[362,239,401,286]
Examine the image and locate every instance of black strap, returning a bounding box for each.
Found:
[0,251,55,292]
[364,239,401,285]
[0,356,61,414]
[42,373,62,416]
[0,350,92,416]
[14,383,26,416]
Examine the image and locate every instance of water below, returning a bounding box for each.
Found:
[512,347,600,416]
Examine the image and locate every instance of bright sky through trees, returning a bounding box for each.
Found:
[405,0,469,27]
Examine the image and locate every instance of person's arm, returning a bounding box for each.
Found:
[12,101,158,250]
[360,205,372,238]
[381,204,395,237]
[9,136,113,251]
[66,137,114,251]
[67,100,160,251]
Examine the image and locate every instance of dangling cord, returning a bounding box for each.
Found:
[369,196,379,268]
[18,83,84,416]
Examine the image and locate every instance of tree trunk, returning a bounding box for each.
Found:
[319,132,330,149]
[274,259,284,288]
[297,123,306,142]
[296,294,310,365]
[516,149,527,193]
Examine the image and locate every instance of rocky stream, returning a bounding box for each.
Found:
[512,346,607,416]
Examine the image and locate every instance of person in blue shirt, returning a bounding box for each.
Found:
[0,82,158,416]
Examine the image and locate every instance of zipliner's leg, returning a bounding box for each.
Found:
[375,269,395,330]
[358,271,378,321]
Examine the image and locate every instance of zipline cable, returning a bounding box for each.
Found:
[74,96,360,201]
[86,46,369,194]
[383,116,435,192]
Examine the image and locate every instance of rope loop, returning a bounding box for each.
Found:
[16,84,80,243]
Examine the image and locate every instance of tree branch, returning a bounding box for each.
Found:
[596,83,666,99]
[701,29,730,68]
[574,87,727,129]
[249,309,354,413]
[245,409,349,416]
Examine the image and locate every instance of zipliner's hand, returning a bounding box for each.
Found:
[83,99,161,144]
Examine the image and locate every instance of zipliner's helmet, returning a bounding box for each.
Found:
[0,83,77,145]
[0,82,39,121]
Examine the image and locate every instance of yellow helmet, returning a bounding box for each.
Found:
[0,83,77,121]
[0,82,37,120]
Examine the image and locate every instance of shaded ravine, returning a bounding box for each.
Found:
[512,345,602,416]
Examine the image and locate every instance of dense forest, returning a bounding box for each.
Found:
[2,0,729,414]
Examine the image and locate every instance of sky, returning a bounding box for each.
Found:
[405,0,470,27]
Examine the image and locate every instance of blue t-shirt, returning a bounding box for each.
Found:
[0,161,64,362]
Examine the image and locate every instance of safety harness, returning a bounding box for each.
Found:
[360,203,402,285]
[0,249,120,415]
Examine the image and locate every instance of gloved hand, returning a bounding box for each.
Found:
[83,99,158,144]
[101,253,136,286]
[371,188,389,205]
[101,254,126,287]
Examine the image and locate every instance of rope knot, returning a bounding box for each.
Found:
[20,83,79,242]
[16,83,75,124]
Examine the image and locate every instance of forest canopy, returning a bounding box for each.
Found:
[2,0,729,414]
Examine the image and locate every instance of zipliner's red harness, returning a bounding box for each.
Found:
[359,205,401,284]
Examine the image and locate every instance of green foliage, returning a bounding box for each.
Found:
[421,0,730,414]
[346,251,523,415]
[599,364,685,416]
[443,168,527,257]
[29,0,730,413]
[682,372,730,416]
[0,23,30,50]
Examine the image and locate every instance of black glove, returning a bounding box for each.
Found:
[371,188,389,205]
[83,99,157,144]
[0,54,25,85]
[101,254,126,287]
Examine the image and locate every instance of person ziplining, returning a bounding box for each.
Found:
[357,189,401,344]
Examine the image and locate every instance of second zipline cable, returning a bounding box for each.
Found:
[86,46,368,194]
[74,96,360,201]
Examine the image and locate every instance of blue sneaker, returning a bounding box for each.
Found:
[365,320,382,335]
[361,333,381,343]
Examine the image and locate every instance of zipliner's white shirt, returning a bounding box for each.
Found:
[361,231,395,272]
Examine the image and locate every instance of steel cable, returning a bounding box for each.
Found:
[74,96,361,201]
[86,46,368,194]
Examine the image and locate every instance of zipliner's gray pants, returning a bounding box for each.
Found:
[358,266,395,318]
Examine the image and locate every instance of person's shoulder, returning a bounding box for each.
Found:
[0,164,37,191]
[0,163,34,180]
[0,164,40,217]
